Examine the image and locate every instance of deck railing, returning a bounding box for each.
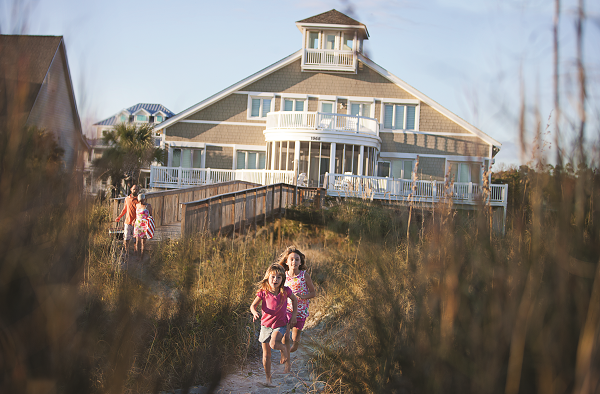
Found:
[324,173,508,207]
[303,48,355,71]
[266,111,379,136]
[150,167,295,189]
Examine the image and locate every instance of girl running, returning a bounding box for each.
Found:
[250,264,298,386]
[278,246,315,353]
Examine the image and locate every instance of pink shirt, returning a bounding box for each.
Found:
[257,287,292,328]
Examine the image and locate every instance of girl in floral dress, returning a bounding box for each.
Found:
[278,246,315,353]
[133,193,152,258]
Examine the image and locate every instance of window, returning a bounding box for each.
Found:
[324,32,336,50]
[236,151,266,169]
[449,162,481,184]
[390,159,415,180]
[320,101,334,113]
[342,33,353,50]
[307,31,319,49]
[136,115,148,122]
[377,161,391,177]
[250,97,272,118]
[383,104,417,130]
[282,99,305,111]
[155,115,163,123]
[172,148,203,168]
[350,102,372,117]
[119,115,127,123]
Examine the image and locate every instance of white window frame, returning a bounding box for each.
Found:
[349,100,375,118]
[170,147,204,168]
[280,97,308,112]
[235,150,266,170]
[448,162,482,184]
[247,93,275,120]
[381,102,420,131]
[307,30,320,49]
[319,100,337,114]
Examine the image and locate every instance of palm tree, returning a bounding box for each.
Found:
[93,122,164,196]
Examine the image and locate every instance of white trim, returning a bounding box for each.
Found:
[166,141,206,148]
[180,120,266,126]
[379,130,475,137]
[247,94,275,120]
[133,108,151,116]
[359,54,501,147]
[377,98,420,105]
[378,152,486,162]
[155,51,302,131]
[233,144,267,151]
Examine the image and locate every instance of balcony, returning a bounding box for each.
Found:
[150,167,295,189]
[265,111,379,137]
[324,173,508,207]
[302,48,356,72]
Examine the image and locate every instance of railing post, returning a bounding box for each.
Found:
[432,180,437,202]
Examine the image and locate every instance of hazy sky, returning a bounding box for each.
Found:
[2,0,598,168]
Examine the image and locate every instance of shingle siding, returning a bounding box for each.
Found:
[380,133,488,157]
[416,157,446,181]
[205,145,233,169]
[186,93,264,123]
[166,123,265,146]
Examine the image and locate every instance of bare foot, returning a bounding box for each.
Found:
[284,358,291,373]
[280,352,288,365]
[259,382,275,388]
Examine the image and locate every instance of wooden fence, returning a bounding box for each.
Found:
[111,181,259,226]
[181,184,324,236]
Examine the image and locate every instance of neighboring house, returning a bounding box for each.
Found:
[152,10,502,201]
[84,103,174,193]
[0,34,88,171]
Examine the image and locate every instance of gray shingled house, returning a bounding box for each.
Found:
[151,10,506,214]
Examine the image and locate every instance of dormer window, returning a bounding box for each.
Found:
[136,115,148,122]
[119,115,128,123]
[156,115,164,123]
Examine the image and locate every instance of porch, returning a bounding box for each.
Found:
[265,111,379,136]
[301,48,356,72]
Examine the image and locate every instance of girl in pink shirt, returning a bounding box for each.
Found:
[278,247,315,353]
[250,264,298,386]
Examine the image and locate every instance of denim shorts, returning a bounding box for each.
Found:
[259,325,287,343]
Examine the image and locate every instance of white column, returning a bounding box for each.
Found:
[358,145,364,175]
[270,141,277,171]
[329,142,336,174]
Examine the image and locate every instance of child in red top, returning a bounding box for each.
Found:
[250,264,298,386]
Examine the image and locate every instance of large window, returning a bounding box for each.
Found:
[236,151,266,170]
[383,104,417,130]
[449,162,481,184]
[249,97,272,118]
[136,114,148,122]
[350,102,372,117]
[172,148,203,168]
[386,159,414,180]
[282,99,305,112]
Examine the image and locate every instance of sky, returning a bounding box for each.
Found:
[2,0,599,169]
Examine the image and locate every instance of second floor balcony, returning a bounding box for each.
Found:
[265,111,379,137]
[302,48,357,72]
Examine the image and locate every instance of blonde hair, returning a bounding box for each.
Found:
[277,246,306,271]
[256,264,287,295]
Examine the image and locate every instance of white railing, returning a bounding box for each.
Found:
[324,173,508,207]
[303,48,355,69]
[150,166,295,189]
[266,111,379,136]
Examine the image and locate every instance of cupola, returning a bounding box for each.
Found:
[296,9,369,73]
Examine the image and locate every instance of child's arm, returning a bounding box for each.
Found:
[299,272,316,300]
[250,296,261,321]
[288,291,298,326]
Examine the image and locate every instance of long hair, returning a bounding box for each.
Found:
[277,246,306,272]
[256,264,287,295]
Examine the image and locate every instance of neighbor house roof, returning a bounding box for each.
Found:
[94,103,175,126]
[0,35,63,123]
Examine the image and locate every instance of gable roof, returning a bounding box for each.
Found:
[94,103,175,126]
[157,52,500,149]
[297,9,363,26]
[296,9,369,39]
